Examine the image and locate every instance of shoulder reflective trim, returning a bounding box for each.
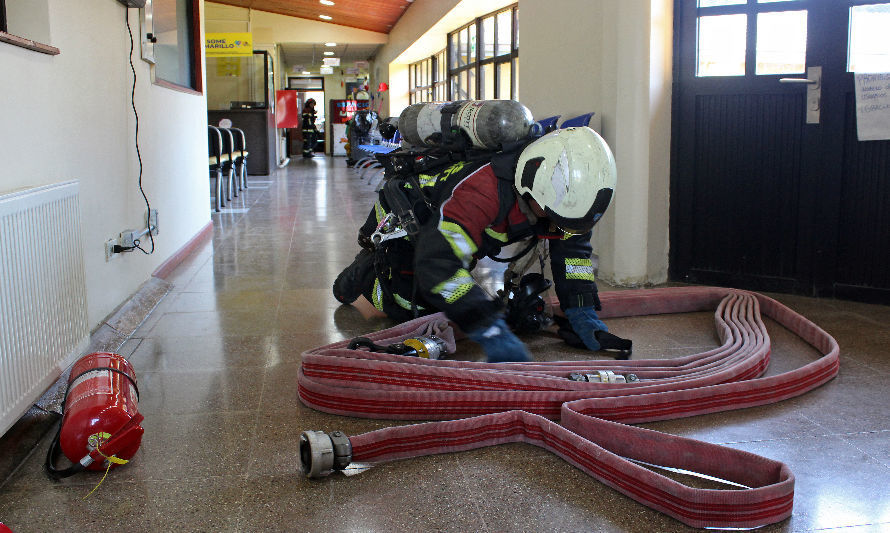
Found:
[438,220,478,265]
[418,173,437,187]
[484,227,509,243]
[565,258,595,281]
[372,279,385,311]
[432,268,475,304]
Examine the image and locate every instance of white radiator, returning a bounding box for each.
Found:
[0,181,89,437]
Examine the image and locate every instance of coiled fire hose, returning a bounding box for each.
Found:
[297,286,840,529]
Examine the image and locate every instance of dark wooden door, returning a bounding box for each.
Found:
[671,0,890,303]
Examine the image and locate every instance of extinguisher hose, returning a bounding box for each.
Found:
[45,419,88,479]
[44,366,140,480]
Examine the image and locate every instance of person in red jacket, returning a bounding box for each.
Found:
[334,127,617,363]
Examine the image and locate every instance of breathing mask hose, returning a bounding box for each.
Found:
[382,178,421,238]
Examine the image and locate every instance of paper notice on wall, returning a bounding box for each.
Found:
[854,72,890,141]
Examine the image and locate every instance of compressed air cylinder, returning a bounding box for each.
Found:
[398,100,534,150]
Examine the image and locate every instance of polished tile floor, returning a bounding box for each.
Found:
[1,158,889,532]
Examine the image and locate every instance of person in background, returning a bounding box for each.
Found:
[301,99,318,158]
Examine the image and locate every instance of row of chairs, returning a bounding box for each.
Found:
[208,126,249,212]
[350,128,402,189]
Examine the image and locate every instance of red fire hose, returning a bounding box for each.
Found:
[298,286,839,529]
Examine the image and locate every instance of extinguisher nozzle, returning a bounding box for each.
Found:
[299,430,352,478]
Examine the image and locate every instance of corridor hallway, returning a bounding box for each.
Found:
[0,159,888,532]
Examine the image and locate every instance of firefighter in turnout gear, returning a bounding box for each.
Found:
[301,99,318,158]
[334,126,617,363]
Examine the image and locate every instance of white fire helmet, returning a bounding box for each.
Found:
[514,127,617,235]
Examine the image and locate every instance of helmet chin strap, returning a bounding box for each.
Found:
[516,194,545,224]
[528,199,547,218]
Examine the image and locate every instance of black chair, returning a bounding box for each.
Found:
[218,127,237,201]
[208,125,229,212]
[229,127,249,191]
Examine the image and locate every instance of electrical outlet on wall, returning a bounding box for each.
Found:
[148,208,159,235]
[119,230,140,248]
[105,239,118,261]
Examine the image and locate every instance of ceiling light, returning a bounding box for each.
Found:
[319,14,332,20]
[302,71,311,75]
[325,42,337,47]
[324,51,334,56]
[320,0,335,5]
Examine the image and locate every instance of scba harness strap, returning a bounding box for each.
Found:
[375,141,526,239]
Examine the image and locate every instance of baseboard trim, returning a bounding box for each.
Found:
[152,221,214,279]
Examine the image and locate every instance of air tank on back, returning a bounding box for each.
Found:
[398,100,534,150]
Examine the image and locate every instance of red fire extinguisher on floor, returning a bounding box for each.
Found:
[45,352,144,479]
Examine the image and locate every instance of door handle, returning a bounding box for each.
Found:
[779,66,822,124]
[779,77,818,85]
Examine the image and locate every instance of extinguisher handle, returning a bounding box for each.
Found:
[91,413,145,461]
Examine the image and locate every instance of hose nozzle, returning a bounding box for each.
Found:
[299,430,352,478]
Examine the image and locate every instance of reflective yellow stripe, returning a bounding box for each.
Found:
[374,201,386,225]
[418,173,437,187]
[438,220,477,265]
[484,227,508,243]
[393,292,423,311]
[372,279,385,310]
[565,258,595,281]
[432,269,475,304]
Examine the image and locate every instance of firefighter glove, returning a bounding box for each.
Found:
[466,318,533,363]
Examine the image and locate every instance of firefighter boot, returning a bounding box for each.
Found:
[333,248,376,304]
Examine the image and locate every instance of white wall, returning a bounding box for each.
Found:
[519,0,673,287]
[0,0,210,328]
[600,0,672,287]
